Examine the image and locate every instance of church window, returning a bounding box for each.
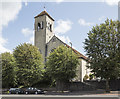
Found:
[52,38,56,42]
[50,24,52,32]
[37,23,40,30]
[37,21,43,31]
[47,22,52,32]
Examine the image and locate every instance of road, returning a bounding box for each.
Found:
[0,94,119,99]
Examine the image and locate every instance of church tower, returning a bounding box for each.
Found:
[34,11,54,62]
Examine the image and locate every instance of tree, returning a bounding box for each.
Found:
[46,45,79,90]
[84,19,120,92]
[0,52,17,88]
[13,43,44,87]
[83,74,89,81]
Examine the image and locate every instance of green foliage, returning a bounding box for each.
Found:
[13,43,44,87]
[46,45,79,82]
[84,19,120,80]
[84,19,120,92]
[83,74,89,81]
[1,52,17,88]
[89,74,94,80]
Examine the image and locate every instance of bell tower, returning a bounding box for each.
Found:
[34,11,54,62]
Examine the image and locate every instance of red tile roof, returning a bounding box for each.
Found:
[65,44,88,60]
[34,11,54,21]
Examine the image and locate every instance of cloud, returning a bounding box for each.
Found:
[104,0,119,6]
[0,36,11,53]
[0,2,22,53]
[22,28,33,37]
[21,28,34,44]
[56,34,77,50]
[25,2,28,6]
[0,2,22,33]
[29,36,34,44]
[54,19,72,46]
[55,0,64,3]
[54,19,73,34]
[78,18,94,26]
[56,34,71,44]
[98,16,106,21]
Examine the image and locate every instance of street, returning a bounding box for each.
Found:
[1,94,119,99]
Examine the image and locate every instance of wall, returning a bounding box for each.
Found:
[73,59,82,82]
[85,79,120,91]
[34,15,46,62]
[46,15,54,43]
[81,59,91,82]
[46,36,63,57]
[58,82,96,91]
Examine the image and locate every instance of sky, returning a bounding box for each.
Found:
[0,0,119,56]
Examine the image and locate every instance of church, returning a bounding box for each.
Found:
[34,10,90,82]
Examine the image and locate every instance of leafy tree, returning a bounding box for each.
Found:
[89,74,94,80]
[83,74,89,81]
[84,19,120,92]
[13,43,44,87]
[46,45,79,90]
[0,52,17,88]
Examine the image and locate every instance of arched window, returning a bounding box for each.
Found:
[37,21,43,31]
[50,24,52,32]
[47,22,52,32]
[37,23,40,31]
[52,38,56,42]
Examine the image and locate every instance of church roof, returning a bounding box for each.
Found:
[34,11,54,21]
[47,35,88,61]
[64,44,88,60]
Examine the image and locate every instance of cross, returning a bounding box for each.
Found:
[44,4,46,11]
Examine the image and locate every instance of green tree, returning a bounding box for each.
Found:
[0,52,17,88]
[83,74,89,81]
[84,19,120,92]
[13,43,44,87]
[46,45,79,90]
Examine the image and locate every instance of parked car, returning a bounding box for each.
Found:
[9,88,19,94]
[17,88,25,94]
[25,87,44,94]
[9,88,25,94]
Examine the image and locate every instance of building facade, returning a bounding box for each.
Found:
[34,10,90,82]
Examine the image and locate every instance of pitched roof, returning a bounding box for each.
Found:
[64,44,88,60]
[34,11,54,21]
[47,35,88,60]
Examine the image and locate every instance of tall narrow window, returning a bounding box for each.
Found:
[50,24,52,32]
[37,22,43,31]
[37,23,40,31]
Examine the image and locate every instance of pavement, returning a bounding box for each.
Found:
[0,94,119,99]
[1,90,120,99]
[45,89,120,95]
